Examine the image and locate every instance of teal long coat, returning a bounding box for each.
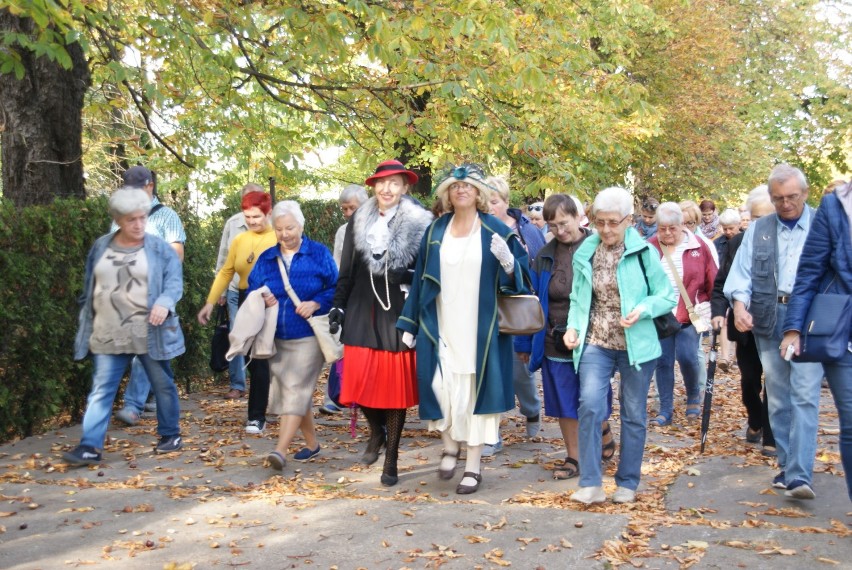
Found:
[398,212,532,421]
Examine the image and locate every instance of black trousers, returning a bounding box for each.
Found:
[238,290,270,423]
[736,333,775,447]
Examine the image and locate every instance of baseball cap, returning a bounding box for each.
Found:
[122,165,154,189]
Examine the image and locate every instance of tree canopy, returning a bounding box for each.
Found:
[1,0,850,207]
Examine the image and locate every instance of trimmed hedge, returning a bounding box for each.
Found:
[0,194,342,442]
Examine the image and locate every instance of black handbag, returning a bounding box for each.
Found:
[653,312,682,339]
[637,251,682,339]
[209,304,231,373]
[794,293,852,363]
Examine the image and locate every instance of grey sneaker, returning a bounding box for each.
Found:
[525,415,541,438]
[144,400,157,413]
[115,408,140,426]
[481,441,503,458]
[155,435,182,454]
[245,420,265,434]
[62,445,102,466]
[612,486,636,504]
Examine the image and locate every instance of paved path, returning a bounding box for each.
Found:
[0,372,849,569]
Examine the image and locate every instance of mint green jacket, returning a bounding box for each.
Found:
[567,227,676,368]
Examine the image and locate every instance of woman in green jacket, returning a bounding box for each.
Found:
[564,186,675,505]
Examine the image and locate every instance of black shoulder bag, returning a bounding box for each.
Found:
[637,251,681,339]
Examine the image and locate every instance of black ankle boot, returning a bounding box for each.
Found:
[361,432,386,465]
[380,471,398,486]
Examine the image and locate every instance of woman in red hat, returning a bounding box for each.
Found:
[329,160,433,486]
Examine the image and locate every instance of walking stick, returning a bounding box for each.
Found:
[269,176,276,204]
[700,328,720,453]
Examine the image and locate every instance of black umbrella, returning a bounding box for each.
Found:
[700,328,720,453]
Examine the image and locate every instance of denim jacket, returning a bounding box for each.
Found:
[74,233,185,361]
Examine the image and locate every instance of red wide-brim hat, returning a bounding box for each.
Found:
[365,160,419,187]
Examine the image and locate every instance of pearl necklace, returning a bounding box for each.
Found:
[370,254,392,311]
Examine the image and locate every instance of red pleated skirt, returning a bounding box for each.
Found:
[340,345,418,408]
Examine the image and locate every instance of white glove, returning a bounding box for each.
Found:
[490,233,514,270]
[402,331,416,349]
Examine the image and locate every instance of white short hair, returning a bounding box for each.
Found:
[718,208,741,226]
[109,187,151,218]
[656,202,683,225]
[272,200,305,228]
[339,184,368,205]
[591,186,633,218]
[745,184,771,214]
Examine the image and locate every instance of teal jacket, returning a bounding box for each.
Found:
[397,212,531,420]
[567,227,675,368]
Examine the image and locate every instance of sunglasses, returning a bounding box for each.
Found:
[642,202,658,212]
[528,205,543,212]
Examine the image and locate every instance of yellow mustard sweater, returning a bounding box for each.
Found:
[206,228,277,304]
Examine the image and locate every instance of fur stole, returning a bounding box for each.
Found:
[351,196,433,275]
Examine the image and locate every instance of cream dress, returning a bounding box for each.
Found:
[428,218,501,445]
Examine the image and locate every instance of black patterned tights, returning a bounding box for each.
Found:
[361,406,407,478]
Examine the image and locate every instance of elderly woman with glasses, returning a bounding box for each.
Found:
[64,188,185,465]
[648,203,718,426]
[515,194,615,480]
[244,200,339,471]
[563,187,675,504]
[399,164,532,495]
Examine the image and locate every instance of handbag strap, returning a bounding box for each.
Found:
[215,303,229,326]
[662,247,696,312]
[276,256,303,306]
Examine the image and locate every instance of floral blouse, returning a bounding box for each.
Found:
[586,242,627,350]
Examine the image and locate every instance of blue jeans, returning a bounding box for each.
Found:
[226,290,246,392]
[513,351,542,419]
[654,324,702,421]
[122,357,150,414]
[578,344,655,490]
[823,348,852,501]
[754,316,823,486]
[82,353,180,449]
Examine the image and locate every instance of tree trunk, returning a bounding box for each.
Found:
[0,11,90,207]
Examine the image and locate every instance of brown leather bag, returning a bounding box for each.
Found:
[497,294,545,335]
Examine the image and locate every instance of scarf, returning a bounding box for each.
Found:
[700,214,719,239]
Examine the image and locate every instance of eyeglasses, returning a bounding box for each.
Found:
[770,193,802,206]
[684,220,696,227]
[593,214,630,229]
[449,182,475,193]
[657,225,681,234]
[528,205,543,212]
[547,221,573,233]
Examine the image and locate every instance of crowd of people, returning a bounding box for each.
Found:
[62,161,851,506]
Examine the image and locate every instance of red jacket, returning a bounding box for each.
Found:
[649,231,718,324]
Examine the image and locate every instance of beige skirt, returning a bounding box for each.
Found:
[268,336,324,416]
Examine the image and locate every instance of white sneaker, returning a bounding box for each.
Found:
[571,486,606,505]
[612,486,636,504]
[245,420,265,434]
[784,482,815,500]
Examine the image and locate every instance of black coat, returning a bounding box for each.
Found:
[332,196,432,352]
[710,231,751,345]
